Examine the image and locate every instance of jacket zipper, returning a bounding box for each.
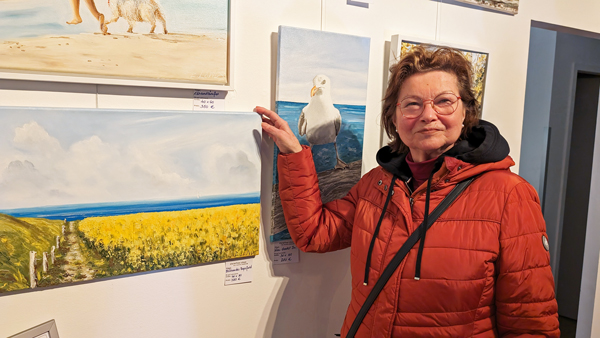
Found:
[405,174,449,211]
[404,178,414,211]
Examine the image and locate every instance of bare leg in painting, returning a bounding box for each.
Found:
[67,0,108,34]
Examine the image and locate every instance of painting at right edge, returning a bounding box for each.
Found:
[454,0,518,15]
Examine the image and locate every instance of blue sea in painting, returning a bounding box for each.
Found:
[0,192,260,221]
[273,101,365,183]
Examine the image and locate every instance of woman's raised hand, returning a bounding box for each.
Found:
[255,106,303,154]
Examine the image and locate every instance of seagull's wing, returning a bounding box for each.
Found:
[298,109,307,136]
[333,109,341,136]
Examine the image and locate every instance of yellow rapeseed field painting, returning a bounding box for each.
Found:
[0,107,261,293]
[78,204,260,275]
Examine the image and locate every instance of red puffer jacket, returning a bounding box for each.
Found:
[278,121,559,337]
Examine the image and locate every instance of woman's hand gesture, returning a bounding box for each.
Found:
[255,106,303,154]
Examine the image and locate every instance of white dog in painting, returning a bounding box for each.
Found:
[105,0,168,34]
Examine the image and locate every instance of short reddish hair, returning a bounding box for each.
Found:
[382,45,480,153]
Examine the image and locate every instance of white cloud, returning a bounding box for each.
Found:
[0,119,260,209]
[13,121,62,156]
[197,143,259,196]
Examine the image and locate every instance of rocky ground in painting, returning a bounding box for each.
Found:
[271,160,362,234]
[0,32,227,83]
[61,222,96,283]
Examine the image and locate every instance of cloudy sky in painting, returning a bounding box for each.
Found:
[0,108,260,209]
[277,26,370,106]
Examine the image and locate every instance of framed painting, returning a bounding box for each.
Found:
[0,107,260,293]
[0,0,232,89]
[271,26,370,241]
[8,320,59,338]
[454,0,518,15]
[382,35,489,147]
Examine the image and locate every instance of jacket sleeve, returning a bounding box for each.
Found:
[495,181,560,337]
[277,146,359,253]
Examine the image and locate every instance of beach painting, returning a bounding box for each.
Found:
[0,107,260,293]
[271,26,370,242]
[0,0,230,86]
[454,0,518,15]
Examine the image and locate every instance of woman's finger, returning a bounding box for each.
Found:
[255,106,302,154]
[255,106,291,131]
[254,106,277,121]
[261,122,278,139]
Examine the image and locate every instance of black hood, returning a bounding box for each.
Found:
[376,119,510,179]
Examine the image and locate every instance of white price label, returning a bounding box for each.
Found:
[273,240,299,264]
[193,90,226,111]
[225,259,253,285]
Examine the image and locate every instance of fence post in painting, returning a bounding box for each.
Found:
[51,246,55,264]
[43,252,48,273]
[56,235,60,249]
[62,223,66,236]
[29,251,37,288]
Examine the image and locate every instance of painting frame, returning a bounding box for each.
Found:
[453,0,518,15]
[0,0,234,90]
[8,320,60,338]
[381,35,490,148]
[270,26,370,242]
[0,107,261,294]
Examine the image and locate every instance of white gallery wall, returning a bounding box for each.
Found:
[2,0,600,337]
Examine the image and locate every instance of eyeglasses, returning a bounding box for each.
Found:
[396,92,462,119]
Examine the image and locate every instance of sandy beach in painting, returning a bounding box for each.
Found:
[0,32,227,84]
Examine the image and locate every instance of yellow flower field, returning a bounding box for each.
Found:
[78,204,260,274]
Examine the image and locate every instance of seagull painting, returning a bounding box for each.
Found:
[298,74,347,170]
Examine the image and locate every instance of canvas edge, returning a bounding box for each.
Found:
[8,319,59,338]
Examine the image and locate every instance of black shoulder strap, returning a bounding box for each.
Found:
[346,177,476,338]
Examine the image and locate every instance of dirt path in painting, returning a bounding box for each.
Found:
[60,221,96,283]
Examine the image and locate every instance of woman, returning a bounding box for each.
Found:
[257,46,559,337]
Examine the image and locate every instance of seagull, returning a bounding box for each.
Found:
[298,74,347,170]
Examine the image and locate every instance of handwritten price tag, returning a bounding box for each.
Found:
[193,90,226,111]
[273,240,299,264]
[224,259,253,286]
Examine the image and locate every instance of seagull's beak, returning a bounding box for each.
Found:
[310,86,318,97]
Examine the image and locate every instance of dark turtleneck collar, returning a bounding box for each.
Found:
[405,153,438,190]
[376,119,510,179]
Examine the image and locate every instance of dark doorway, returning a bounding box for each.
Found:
[520,23,600,337]
[555,73,599,322]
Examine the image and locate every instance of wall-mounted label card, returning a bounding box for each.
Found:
[225,259,253,286]
[273,240,299,264]
[193,90,226,111]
